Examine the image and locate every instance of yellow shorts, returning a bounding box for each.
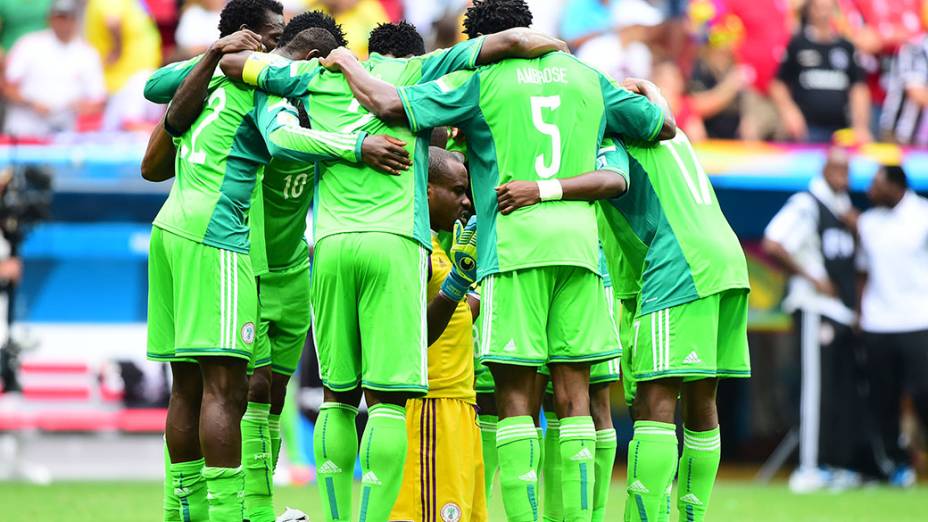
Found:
[391,397,487,522]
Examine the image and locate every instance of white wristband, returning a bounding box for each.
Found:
[537,180,563,201]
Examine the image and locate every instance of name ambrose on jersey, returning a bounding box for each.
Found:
[516,67,568,85]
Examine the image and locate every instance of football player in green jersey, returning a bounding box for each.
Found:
[324,1,676,519]
[498,123,750,522]
[222,23,569,522]
[143,24,411,522]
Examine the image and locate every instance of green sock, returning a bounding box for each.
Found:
[268,413,281,471]
[592,429,617,522]
[162,439,181,522]
[170,458,208,522]
[202,466,244,522]
[542,413,563,522]
[559,416,596,522]
[314,402,359,522]
[677,427,721,522]
[242,401,274,522]
[358,403,408,522]
[624,421,678,522]
[479,414,499,502]
[497,415,541,522]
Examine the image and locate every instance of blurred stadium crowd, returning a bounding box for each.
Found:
[0,0,927,145]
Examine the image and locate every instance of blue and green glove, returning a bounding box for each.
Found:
[440,215,478,302]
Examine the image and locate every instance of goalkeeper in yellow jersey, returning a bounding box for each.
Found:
[391,146,486,522]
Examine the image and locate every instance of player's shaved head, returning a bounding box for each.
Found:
[428,147,461,184]
[464,0,533,39]
[280,27,340,60]
[368,21,425,58]
[822,146,851,194]
[279,10,348,48]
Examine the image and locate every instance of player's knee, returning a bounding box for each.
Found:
[553,390,590,419]
[269,373,290,414]
[247,367,272,403]
[589,384,613,429]
[636,382,679,424]
[170,362,202,401]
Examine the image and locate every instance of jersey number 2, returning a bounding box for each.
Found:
[530,96,561,179]
[184,89,227,165]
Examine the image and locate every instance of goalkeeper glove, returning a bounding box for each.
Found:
[440,215,478,302]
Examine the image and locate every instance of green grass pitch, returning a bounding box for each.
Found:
[2,480,927,521]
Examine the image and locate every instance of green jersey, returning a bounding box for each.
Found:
[263,155,313,271]
[243,37,485,250]
[596,133,749,316]
[144,58,363,258]
[397,52,665,280]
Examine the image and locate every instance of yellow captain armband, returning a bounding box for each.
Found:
[242,52,274,86]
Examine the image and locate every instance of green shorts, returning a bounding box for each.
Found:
[618,297,638,406]
[629,289,751,382]
[310,232,428,394]
[478,266,619,367]
[147,227,258,363]
[257,263,311,376]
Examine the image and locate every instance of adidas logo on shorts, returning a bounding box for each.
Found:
[518,470,538,482]
[683,351,702,364]
[362,471,382,485]
[318,460,343,474]
[570,448,594,461]
[680,493,703,505]
[503,339,517,352]
[628,480,650,494]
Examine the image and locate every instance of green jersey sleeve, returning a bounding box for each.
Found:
[597,137,630,186]
[243,53,323,98]
[143,55,203,103]
[598,74,665,144]
[418,36,485,82]
[255,94,365,164]
[398,69,481,133]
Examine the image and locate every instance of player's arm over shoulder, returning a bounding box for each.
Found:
[221,51,320,98]
[600,74,676,143]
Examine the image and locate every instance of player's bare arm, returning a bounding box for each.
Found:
[322,48,408,124]
[622,77,677,140]
[496,170,628,215]
[140,121,177,182]
[164,29,264,135]
[475,27,569,65]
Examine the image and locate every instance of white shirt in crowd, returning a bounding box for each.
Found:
[857,191,928,333]
[175,4,221,54]
[764,177,856,324]
[4,29,105,137]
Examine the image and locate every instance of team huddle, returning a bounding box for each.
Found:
[142,1,750,522]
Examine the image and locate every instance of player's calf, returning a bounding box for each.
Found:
[589,382,617,522]
[165,362,208,522]
[314,386,362,522]
[551,363,596,522]
[676,379,721,522]
[243,366,274,522]
[358,389,411,522]
[199,357,249,522]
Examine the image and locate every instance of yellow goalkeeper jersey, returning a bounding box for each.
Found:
[426,234,476,404]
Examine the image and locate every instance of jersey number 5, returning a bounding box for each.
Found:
[530,96,561,179]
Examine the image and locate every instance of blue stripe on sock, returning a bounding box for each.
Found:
[325,476,339,519]
[179,473,190,522]
[686,504,695,522]
[321,412,329,458]
[580,462,589,511]
[633,441,640,476]
[359,486,371,522]
[635,495,649,522]
[528,484,538,521]
[262,424,271,495]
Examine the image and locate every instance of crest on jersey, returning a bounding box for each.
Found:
[241,322,256,344]
[440,503,462,522]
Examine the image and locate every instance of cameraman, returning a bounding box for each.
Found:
[0,170,25,389]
